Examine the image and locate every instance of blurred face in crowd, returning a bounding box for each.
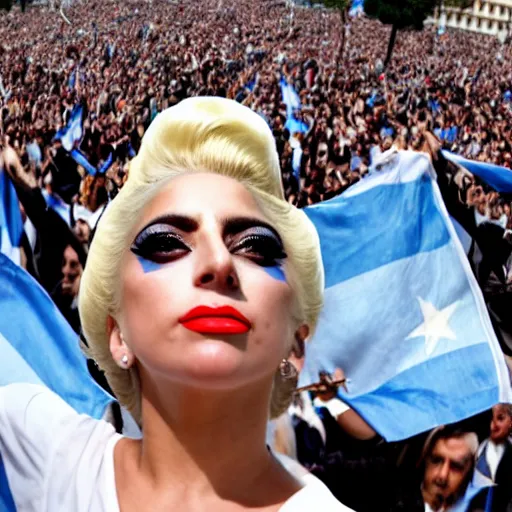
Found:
[73,219,91,245]
[61,245,83,298]
[422,435,474,511]
[316,142,328,169]
[490,404,512,443]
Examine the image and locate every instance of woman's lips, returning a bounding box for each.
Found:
[179,306,251,335]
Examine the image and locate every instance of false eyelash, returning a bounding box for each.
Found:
[132,223,187,247]
[130,227,190,261]
[231,234,287,263]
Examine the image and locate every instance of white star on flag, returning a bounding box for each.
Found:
[406,297,459,356]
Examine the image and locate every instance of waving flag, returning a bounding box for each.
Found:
[279,77,308,135]
[0,253,114,510]
[349,0,364,16]
[54,104,84,152]
[302,150,512,441]
[70,148,113,177]
[0,170,23,265]
[443,151,512,193]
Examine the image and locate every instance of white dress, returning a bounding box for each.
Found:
[0,383,353,512]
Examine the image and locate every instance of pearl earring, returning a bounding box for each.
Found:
[120,354,129,368]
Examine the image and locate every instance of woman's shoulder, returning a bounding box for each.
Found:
[0,382,74,418]
[276,453,355,511]
[0,382,94,440]
[0,383,120,512]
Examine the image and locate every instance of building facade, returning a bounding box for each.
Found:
[431,1,512,38]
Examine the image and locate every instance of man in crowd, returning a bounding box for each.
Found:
[51,244,82,334]
[420,427,482,512]
[474,404,512,511]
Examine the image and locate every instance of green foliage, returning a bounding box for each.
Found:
[0,0,12,10]
[444,0,473,9]
[364,0,437,30]
[321,0,349,10]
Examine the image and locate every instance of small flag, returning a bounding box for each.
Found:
[54,104,84,153]
[279,77,308,135]
[70,149,113,177]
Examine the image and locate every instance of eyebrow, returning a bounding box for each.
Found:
[138,214,283,243]
[139,214,199,233]
[221,216,283,243]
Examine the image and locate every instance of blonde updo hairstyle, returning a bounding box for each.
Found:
[79,97,324,425]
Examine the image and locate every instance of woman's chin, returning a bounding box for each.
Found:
[175,339,250,386]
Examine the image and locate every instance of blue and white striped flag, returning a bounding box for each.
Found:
[0,170,23,266]
[349,0,364,16]
[54,104,84,152]
[302,151,512,441]
[70,148,113,177]
[279,78,308,135]
[443,151,512,193]
[0,252,114,510]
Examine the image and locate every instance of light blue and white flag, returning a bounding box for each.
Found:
[443,151,512,194]
[302,151,512,441]
[54,104,84,152]
[0,170,23,265]
[70,148,113,177]
[0,252,115,510]
[349,0,364,16]
[279,77,308,135]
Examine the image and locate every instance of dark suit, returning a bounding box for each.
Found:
[471,440,512,512]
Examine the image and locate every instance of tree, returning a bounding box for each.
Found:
[444,0,473,9]
[321,0,350,72]
[364,0,437,68]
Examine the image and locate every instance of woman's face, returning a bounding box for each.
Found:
[113,172,296,391]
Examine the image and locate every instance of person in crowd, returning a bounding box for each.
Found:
[50,244,83,334]
[473,404,512,511]
[284,369,419,512]
[419,426,483,512]
[312,369,377,443]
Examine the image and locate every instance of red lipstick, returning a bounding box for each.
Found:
[179,306,251,335]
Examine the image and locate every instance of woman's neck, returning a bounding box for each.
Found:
[117,375,301,509]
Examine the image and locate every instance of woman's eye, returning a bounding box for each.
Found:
[131,231,190,263]
[232,235,287,266]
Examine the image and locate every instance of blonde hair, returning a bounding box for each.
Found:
[79,97,324,424]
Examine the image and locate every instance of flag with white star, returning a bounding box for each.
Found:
[302,150,512,441]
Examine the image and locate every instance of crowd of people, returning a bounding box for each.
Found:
[2,0,512,225]
[2,0,512,510]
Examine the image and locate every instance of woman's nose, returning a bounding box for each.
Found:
[193,235,240,292]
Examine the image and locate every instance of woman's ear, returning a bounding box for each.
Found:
[107,315,134,369]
